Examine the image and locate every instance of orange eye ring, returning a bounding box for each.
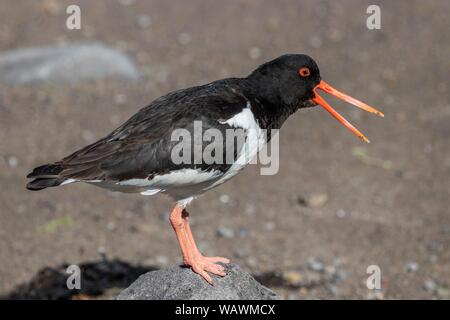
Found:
[299,67,310,77]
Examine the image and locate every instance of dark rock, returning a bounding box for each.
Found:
[0,43,139,85]
[117,263,280,300]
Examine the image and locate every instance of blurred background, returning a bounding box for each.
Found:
[0,0,449,299]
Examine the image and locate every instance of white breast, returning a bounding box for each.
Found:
[208,101,266,189]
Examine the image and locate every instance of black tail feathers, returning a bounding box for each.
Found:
[26,177,64,190]
[26,163,65,191]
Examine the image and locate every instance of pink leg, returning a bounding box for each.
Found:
[169,204,230,284]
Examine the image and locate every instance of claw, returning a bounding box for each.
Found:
[185,255,230,284]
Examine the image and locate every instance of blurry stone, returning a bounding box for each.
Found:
[307,258,325,273]
[424,279,437,292]
[283,271,303,286]
[178,33,192,45]
[245,203,256,215]
[336,209,347,218]
[307,193,328,208]
[7,155,18,168]
[114,93,127,105]
[106,221,116,231]
[248,47,262,60]
[128,225,138,233]
[327,29,343,42]
[238,227,249,238]
[216,226,235,238]
[245,257,257,268]
[155,255,169,266]
[97,246,107,256]
[219,194,230,204]
[136,15,152,29]
[117,264,280,300]
[0,43,140,85]
[325,265,337,275]
[328,285,339,297]
[264,221,276,231]
[233,248,249,258]
[310,36,323,48]
[406,262,419,273]
[159,212,169,222]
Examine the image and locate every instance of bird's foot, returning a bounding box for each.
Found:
[184,254,230,285]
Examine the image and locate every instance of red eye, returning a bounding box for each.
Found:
[299,67,310,77]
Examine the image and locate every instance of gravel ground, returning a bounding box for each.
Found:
[0,0,449,299]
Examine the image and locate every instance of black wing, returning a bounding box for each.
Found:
[27,80,249,189]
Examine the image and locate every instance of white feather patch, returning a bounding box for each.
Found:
[211,102,266,188]
[61,179,76,185]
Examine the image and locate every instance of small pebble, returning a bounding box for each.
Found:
[245,204,256,215]
[219,194,230,204]
[159,212,169,222]
[248,47,262,60]
[238,227,249,238]
[307,258,325,272]
[156,255,169,266]
[114,93,127,105]
[283,271,303,285]
[128,225,138,233]
[106,221,116,231]
[178,33,192,45]
[336,209,347,218]
[7,156,18,168]
[406,261,419,273]
[264,221,276,231]
[328,285,339,296]
[233,248,248,258]
[97,246,107,255]
[245,257,257,267]
[424,279,437,292]
[307,193,328,208]
[216,226,234,238]
[310,36,323,48]
[136,15,151,29]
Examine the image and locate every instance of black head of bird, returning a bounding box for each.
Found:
[246,54,384,142]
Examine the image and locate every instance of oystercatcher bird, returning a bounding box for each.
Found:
[27,54,383,284]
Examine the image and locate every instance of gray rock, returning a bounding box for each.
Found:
[117,263,280,300]
[0,42,139,85]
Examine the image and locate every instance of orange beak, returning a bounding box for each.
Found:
[312,80,384,143]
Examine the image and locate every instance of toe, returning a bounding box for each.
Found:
[191,264,213,285]
[204,263,226,277]
[206,256,230,264]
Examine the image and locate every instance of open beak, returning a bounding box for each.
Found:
[312,80,384,143]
